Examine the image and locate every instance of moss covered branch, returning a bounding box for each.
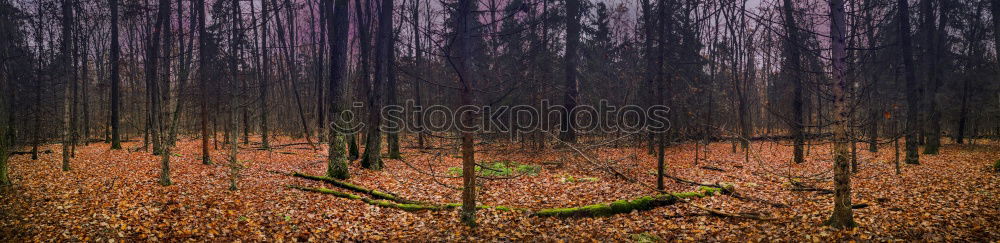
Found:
[532,186,725,217]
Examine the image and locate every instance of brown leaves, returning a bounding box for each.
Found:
[1,139,999,241]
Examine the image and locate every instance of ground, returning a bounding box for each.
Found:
[1,137,998,241]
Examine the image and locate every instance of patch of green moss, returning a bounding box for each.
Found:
[534,207,581,217]
[494,206,511,211]
[697,186,722,196]
[993,159,1000,172]
[514,164,541,175]
[447,161,542,177]
[631,232,663,243]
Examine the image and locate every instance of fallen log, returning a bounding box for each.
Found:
[12,150,53,155]
[287,185,441,211]
[689,203,774,220]
[288,185,527,212]
[533,186,724,217]
[700,166,726,172]
[291,172,426,205]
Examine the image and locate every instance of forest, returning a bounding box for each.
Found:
[0,0,999,240]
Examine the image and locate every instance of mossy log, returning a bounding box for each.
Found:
[533,186,724,217]
[292,172,425,205]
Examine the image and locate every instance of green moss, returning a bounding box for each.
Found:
[448,161,541,177]
[514,164,541,175]
[534,187,727,217]
[608,199,631,213]
[697,186,722,196]
[993,159,1000,172]
[631,232,663,243]
[534,207,583,217]
[494,206,511,211]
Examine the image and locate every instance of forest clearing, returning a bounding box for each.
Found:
[2,138,998,241]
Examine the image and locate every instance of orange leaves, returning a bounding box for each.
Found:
[1,139,999,241]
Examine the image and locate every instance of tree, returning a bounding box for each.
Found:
[196,0,211,165]
[922,0,949,154]
[560,0,581,143]
[410,0,425,149]
[60,0,73,172]
[325,0,350,179]
[900,0,920,165]
[0,0,21,186]
[109,0,122,150]
[452,0,478,227]
[825,0,855,229]
[146,0,172,186]
[782,0,805,164]
[259,0,270,150]
[228,0,242,191]
[360,0,393,170]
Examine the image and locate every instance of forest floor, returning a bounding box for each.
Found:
[1,137,999,241]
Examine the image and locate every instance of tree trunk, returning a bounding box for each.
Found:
[196,0,211,165]
[560,0,580,144]
[228,0,241,191]
[782,0,805,163]
[411,0,424,149]
[923,0,948,155]
[899,0,920,165]
[259,0,271,150]
[110,0,122,150]
[453,0,478,227]
[325,0,350,179]
[361,0,392,170]
[147,0,172,186]
[385,30,400,159]
[60,0,73,171]
[825,0,855,228]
